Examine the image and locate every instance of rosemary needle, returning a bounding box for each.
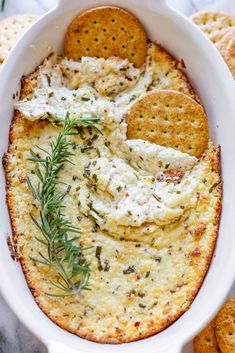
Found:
[27,114,100,297]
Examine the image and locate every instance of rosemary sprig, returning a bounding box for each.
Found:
[55,116,102,135]
[27,114,100,297]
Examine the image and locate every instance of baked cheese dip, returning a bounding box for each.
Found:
[4,7,222,344]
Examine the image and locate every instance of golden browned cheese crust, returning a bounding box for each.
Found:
[3,66,222,344]
[150,43,201,103]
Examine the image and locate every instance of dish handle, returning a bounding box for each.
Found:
[55,0,168,8]
[47,342,82,353]
[47,341,183,353]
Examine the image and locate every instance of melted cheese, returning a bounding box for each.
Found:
[7,41,221,343]
[14,46,200,238]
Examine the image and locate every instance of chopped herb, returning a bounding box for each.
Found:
[46,74,51,86]
[116,186,122,192]
[92,174,98,182]
[80,145,94,153]
[87,201,93,209]
[153,194,162,202]
[123,265,135,274]
[88,126,93,135]
[87,134,98,146]
[48,92,54,98]
[209,181,220,193]
[92,224,98,233]
[139,303,146,308]
[103,260,110,272]
[81,97,90,102]
[61,97,66,101]
[95,246,103,271]
[130,95,136,102]
[165,163,170,169]
[83,163,91,177]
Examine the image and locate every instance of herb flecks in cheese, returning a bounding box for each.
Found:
[15,45,200,239]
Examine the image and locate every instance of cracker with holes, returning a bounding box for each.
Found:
[223,37,235,79]
[194,320,221,353]
[190,11,235,45]
[217,27,235,56]
[125,90,209,157]
[217,28,235,79]
[64,6,147,68]
[215,297,235,353]
[0,14,38,63]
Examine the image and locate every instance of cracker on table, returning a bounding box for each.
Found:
[217,27,235,56]
[194,320,221,353]
[0,14,38,63]
[64,6,147,68]
[215,297,235,353]
[190,11,235,45]
[224,37,235,79]
[125,90,209,157]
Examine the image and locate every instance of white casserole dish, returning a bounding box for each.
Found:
[0,1,235,352]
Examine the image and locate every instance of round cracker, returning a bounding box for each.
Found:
[217,27,235,55]
[215,297,235,353]
[0,14,38,62]
[190,11,235,45]
[224,37,235,79]
[125,90,209,157]
[194,320,221,353]
[64,6,147,68]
